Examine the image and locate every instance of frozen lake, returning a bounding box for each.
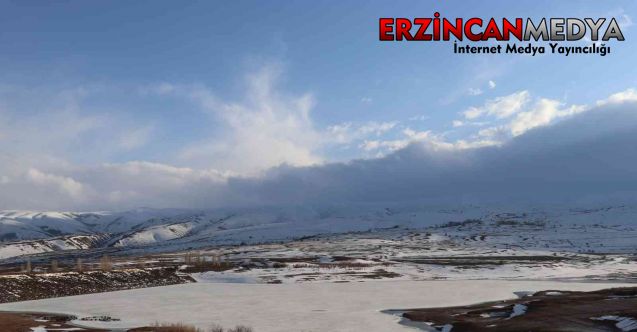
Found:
[0,280,632,331]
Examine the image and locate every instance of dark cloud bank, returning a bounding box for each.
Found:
[226,102,637,209]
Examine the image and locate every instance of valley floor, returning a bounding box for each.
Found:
[2,213,637,331]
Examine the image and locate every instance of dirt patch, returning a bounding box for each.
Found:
[394,255,569,266]
[399,287,637,332]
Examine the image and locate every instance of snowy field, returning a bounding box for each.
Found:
[182,223,637,284]
[0,280,632,331]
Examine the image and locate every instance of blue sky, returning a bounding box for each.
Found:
[1,1,637,210]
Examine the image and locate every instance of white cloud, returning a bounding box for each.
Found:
[457,91,589,143]
[358,127,501,156]
[509,99,587,136]
[356,90,604,158]
[360,129,435,154]
[468,88,483,96]
[409,115,428,121]
[0,161,234,210]
[463,91,530,120]
[26,168,87,200]
[468,80,496,96]
[160,65,323,174]
[360,97,373,104]
[477,126,506,138]
[360,139,404,152]
[327,121,398,144]
[596,88,637,106]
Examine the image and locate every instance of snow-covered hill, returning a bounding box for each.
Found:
[1,204,636,260]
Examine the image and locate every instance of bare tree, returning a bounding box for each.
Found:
[210,324,224,332]
[76,258,83,272]
[100,255,113,272]
[25,259,32,274]
[193,251,201,266]
[50,260,59,273]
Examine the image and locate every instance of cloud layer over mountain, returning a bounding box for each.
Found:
[1,89,636,211]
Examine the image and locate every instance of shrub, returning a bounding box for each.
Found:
[149,322,202,332]
[138,322,254,332]
[228,326,253,332]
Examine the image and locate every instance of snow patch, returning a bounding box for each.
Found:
[592,315,637,331]
[508,304,527,318]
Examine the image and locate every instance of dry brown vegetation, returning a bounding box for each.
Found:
[181,251,234,273]
[401,287,637,332]
[100,255,113,271]
[0,268,192,303]
[0,312,106,332]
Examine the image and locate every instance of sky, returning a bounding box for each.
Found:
[1,0,636,210]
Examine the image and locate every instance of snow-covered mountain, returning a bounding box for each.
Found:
[1,204,636,260]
